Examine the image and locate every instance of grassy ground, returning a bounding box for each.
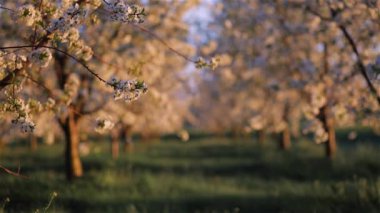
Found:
[0,132,380,213]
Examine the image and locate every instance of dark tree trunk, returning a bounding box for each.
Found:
[320,106,337,159]
[325,124,336,159]
[122,126,134,153]
[280,103,291,150]
[30,135,38,151]
[54,51,83,180]
[280,126,291,150]
[319,43,337,159]
[258,130,266,145]
[111,129,120,159]
[62,107,83,181]
[0,139,4,153]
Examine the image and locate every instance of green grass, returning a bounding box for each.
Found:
[0,133,380,213]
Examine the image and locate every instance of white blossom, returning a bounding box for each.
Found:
[68,40,93,61]
[195,56,219,70]
[5,98,36,133]
[17,4,40,27]
[12,117,36,133]
[177,130,190,142]
[108,77,148,102]
[28,48,52,68]
[48,4,87,32]
[104,0,146,23]
[80,46,93,61]
[44,98,56,111]
[302,120,328,144]
[95,118,114,133]
[62,28,80,43]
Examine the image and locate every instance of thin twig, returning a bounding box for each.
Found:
[19,74,54,98]
[131,24,196,63]
[0,164,28,179]
[304,6,333,22]
[0,6,15,12]
[0,45,110,85]
[43,46,109,85]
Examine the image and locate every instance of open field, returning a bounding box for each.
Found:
[1,131,380,213]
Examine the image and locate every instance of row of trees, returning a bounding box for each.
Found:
[1,0,380,180]
[0,0,218,180]
[193,0,380,158]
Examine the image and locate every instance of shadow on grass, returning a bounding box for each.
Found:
[115,140,380,182]
[1,134,380,212]
[4,192,380,213]
[3,139,380,183]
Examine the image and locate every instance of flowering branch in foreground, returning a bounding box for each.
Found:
[0,0,215,135]
[0,44,147,133]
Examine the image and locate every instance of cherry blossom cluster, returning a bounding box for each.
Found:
[2,0,152,135]
[302,120,328,144]
[69,40,94,61]
[177,130,190,142]
[48,4,87,32]
[0,52,26,72]
[95,118,115,133]
[0,97,35,133]
[62,28,80,43]
[12,117,36,133]
[44,98,56,111]
[195,57,220,70]
[51,27,93,61]
[16,4,41,27]
[49,27,93,62]
[104,0,146,23]
[28,48,52,68]
[302,83,327,119]
[108,77,148,102]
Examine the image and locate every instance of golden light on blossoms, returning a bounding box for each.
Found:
[1,1,380,203]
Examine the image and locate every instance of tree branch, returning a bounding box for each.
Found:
[131,24,196,63]
[19,73,55,98]
[305,5,380,105]
[0,45,110,87]
[338,25,380,105]
[0,6,15,12]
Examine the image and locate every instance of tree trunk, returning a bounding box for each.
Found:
[44,131,55,145]
[258,130,266,145]
[122,126,134,153]
[0,139,4,153]
[62,107,83,181]
[111,129,120,159]
[280,127,291,150]
[325,124,336,159]
[319,43,337,159]
[30,135,38,151]
[321,106,337,159]
[279,102,292,150]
